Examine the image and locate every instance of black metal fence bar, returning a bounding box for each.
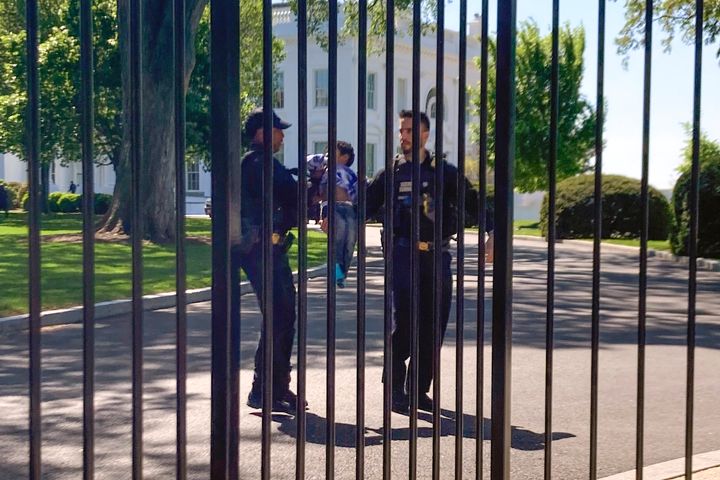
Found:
[491,0,516,478]
[209,0,238,475]
[476,1,490,477]
[382,2,395,477]
[685,1,703,477]
[410,1,422,476]
[590,1,606,477]
[432,0,446,477]
[544,0,560,478]
[296,1,309,477]
[79,0,96,477]
[636,1,653,478]
[25,0,42,477]
[129,0,144,476]
[455,1,467,477]
[173,0,187,477]
[326,1,339,477]
[261,0,274,476]
[356,1,368,478]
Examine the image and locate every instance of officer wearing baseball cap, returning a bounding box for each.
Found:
[232,107,303,414]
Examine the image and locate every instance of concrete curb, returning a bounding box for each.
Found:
[0,261,337,334]
[600,450,720,480]
[514,235,720,272]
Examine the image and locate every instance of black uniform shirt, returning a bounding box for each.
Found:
[365,150,493,241]
[240,143,298,235]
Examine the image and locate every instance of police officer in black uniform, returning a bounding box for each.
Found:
[234,107,302,414]
[366,110,494,414]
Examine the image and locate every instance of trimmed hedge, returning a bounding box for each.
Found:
[92,193,113,215]
[48,192,64,212]
[0,181,28,209]
[540,174,671,240]
[670,162,720,258]
[57,193,81,213]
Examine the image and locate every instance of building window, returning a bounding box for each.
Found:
[367,73,376,110]
[50,160,56,184]
[313,141,328,155]
[273,71,284,109]
[314,69,328,107]
[187,161,200,192]
[396,78,407,112]
[366,143,376,177]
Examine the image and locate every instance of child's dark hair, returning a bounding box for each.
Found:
[336,140,355,167]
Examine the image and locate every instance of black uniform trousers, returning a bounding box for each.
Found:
[391,239,453,394]
[232,241,296,394]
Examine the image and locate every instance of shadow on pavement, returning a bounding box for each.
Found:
[256,408,573,451]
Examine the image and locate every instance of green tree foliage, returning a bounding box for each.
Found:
[0,0,283,241]
[470,21,597,193]
[186,4,285,165]
[670,129,720,258]
[0,0,120,167]
[616,0,720,60]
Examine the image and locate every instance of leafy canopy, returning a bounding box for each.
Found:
[470,21,597,193]
[616,0,720,60]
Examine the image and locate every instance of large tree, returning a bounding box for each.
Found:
[0,0,120,208]
[0,0,282,242]
[470,21,598,193]
[616,0,720,60]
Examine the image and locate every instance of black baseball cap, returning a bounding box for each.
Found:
[243,107,291,139]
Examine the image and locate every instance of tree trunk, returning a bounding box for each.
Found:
[99,0,206,243]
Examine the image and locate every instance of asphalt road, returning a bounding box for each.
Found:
[1,230,719,479]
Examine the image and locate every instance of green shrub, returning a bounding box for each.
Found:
[93,193,113,215]
[540,174,671,240]
[670,162,720,258]
[48,192,64,212]
[21,192,30,211]
[3,181,27,209]
[57,193,81,213]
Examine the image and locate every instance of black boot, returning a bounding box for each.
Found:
[391,388,409,415]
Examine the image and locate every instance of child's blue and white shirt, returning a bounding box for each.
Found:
[321,164,358,204]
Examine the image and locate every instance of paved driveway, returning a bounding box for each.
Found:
[1,233,718,479]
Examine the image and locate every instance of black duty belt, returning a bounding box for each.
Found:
[394,237,450,251]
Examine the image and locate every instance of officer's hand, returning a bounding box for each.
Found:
[320,217,329,234]
[485,233,494,264]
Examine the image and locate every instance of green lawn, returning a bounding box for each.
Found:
[511,220,671,251]
[0,213,327,317]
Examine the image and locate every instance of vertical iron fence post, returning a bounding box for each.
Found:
[410,1,422,476]
[80,0,96,477]
[296,1,309,477]
[382,3,395,477]
[326,1,339,477]
[261,0,274,477]
[476,1,489,477]
[685,1,703,477]
[544,1,560,478]
[356,1,368,478]
[25,0,42,477]
[173,0,188,477]
[490,0,516,478]
[455,1,468,477]
[129,0,144,476]
[432,0,445,477]
[636,1,653,478]
[590,1,606,477]
[209,0,239,475]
